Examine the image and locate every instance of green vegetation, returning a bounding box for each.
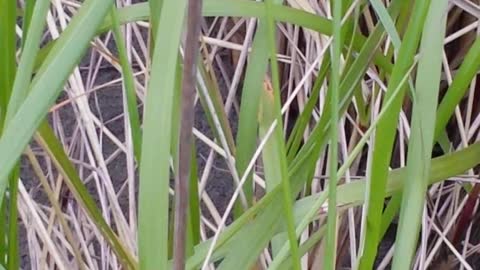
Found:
[1,0,480,269]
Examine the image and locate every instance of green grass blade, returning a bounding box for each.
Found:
[148,0,163,43]
[21,0,36,48]
[380,193,402,238]
[391,2,448,268]
[187,142,201,251]
[286,54,330,161]
[6,6,52,264]
[0,0,18,267]
[357,1,432,268]
[369,0,401,49]
[435,37,480,139]
[263,1,300,265]
[137,1,187,269]
[324,1,342,269]
[0,0,16,125]
[109,6,142,163]
[234,21,270,214]
[6,170,19,270]
[6,0,50,123]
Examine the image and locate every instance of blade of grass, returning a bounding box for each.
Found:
[6,0,50,123]
[6,171,18,270]
[391,2,448,269]
[109,6,142,163]
[286,53,330,162]
[5,169,19,270]
[137,1,187,269]
[0,0,18,267]
[20,0,36,48]
[369,0,401,48]
[435,37,480,140]
[259,80,290,255]
[324,0,342,269]
[0,0,16,125]
[148,0,163,43]
[234,20,271,214]
[263,1,301,266]
[357,1,432,268]
[187,142,201,253]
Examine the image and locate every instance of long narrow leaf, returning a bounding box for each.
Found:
[137,1,187,269]
[392,2,448,268]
